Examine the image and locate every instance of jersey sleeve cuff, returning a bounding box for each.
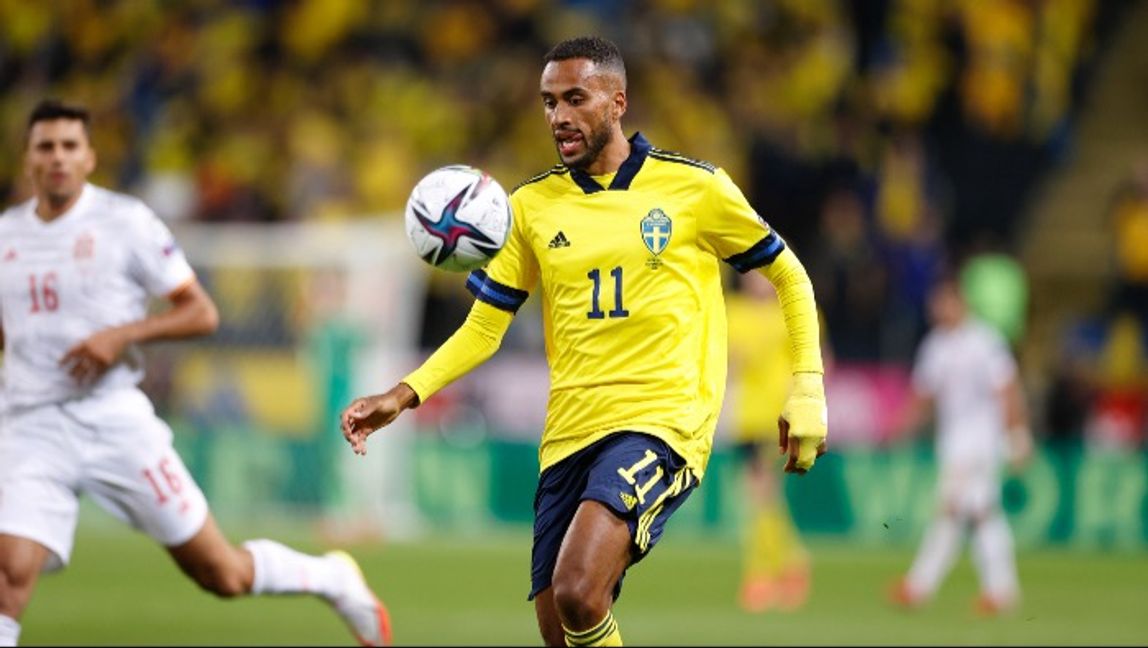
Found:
[401,374,433,406]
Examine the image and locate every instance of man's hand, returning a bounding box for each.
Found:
[60,328,130,385]
[778,372,828,474]
[1005,426,1034,472]
[340,383,420,456]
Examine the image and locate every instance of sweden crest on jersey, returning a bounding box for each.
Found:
[641,208,671,269]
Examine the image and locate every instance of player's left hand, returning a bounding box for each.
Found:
[60,328,130,385]
[778,372,828,475]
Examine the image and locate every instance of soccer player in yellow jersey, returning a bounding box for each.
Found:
[726,272,812,613]
[341,36,829,647]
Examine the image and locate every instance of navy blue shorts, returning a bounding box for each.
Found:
[528,431,697,601]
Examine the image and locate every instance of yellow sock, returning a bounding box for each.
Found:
[776,506,810,574]
[745,503,811,578]
[564,611,623,646]
[745,505,784,578]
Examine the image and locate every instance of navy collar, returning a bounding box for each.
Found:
[568,132,651,195]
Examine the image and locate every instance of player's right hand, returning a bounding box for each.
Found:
[1005,426,1034,471]
[340,383,420,456]
[60,327,130,385]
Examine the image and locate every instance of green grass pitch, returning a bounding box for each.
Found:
[20,522,1147,645]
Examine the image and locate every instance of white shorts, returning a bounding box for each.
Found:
[936,457,1003,517]
[0,389,209,572]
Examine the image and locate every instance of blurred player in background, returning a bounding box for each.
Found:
[0,100,390,647]
[342,36,829,647]
[726,271,813,613]
[889,275,1032,616]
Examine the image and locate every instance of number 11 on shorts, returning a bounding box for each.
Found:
[617,449,663,506]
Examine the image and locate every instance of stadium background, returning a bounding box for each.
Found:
[1,0,1146,644]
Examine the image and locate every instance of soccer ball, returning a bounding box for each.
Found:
[404,165,512,273]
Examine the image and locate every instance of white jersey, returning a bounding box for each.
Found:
[0,184,194,410]
[911,318,1016,463]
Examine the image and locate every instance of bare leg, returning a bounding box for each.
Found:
[533,587,566,647]
[166,514,391,645]
[0,534,53,646]
[543,500,631,641]
[165,515,254,597]
[0,534,52,619]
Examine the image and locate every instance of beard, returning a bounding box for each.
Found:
[42,181,81,210]
[558,117,613,171]
[45,188,76,209]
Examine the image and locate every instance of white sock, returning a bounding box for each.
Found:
[906,514,964,599]
[972,512,1019,604]
[243,539,342,600]
[0,614,20,646]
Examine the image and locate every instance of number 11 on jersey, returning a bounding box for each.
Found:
[587,266,629,319]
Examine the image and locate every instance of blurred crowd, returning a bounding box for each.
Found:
[1,0,1142,446]
[1047,158,1148,451]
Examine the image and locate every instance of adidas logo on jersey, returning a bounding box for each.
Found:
[619,492,637,511]
[548,231,571,249]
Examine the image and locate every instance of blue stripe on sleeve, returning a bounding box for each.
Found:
[466,269,529,313]
[723,232,786,273]
[466,269,488,296]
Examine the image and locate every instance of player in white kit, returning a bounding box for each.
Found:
[0,100,392,646]
[889,276,1032,615]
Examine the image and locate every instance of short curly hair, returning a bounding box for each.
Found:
[543,36,626,86]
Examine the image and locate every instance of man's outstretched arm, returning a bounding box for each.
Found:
[341,299,513,454]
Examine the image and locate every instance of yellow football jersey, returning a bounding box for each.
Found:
[467,133,786,479]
